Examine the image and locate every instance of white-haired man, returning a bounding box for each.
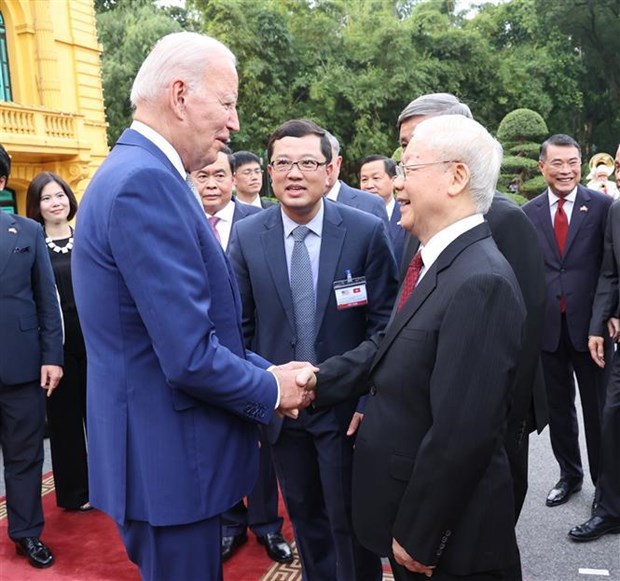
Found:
[312,116,526,580]
[72,32,315,580]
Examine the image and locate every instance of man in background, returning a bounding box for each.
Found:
[523,134,612,509]
[397,93,547,521]
[192,149,293,563]
[0,143,63,569]
[72,33,314,580]
[232,150,275,208]
[359,154,406,268]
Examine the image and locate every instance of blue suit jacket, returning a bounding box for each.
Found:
[387,203,406,269]
[72,128,278,526]
[226,199,261,252]
[0,212,63,385]
[228,200,398,442]
[523,185,612,352]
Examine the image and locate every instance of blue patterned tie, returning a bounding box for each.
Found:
[290,226,317,364]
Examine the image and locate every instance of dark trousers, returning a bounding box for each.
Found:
[118,515,222,581]
[47,339,88,509]
[221,433,282,538]
[0,380,46,539]
[389,560,522,581]
[541,316,608,484]
[594,349,620,519]
[272,410,382,581]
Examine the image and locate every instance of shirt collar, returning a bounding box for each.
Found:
[547,186,577,206]
[281,198,325,238]
[208,199,236,222]
[325,181,341,201]
[131,120,186,180]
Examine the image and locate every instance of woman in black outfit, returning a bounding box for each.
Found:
[26,172,90,511]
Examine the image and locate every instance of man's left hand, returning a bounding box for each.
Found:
[392,538,435,577]
[41,365,63,397]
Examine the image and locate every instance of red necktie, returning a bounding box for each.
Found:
[554,198,568,255]
[208,216,222,244]
[397,251,424,312]
[554,199,568,312]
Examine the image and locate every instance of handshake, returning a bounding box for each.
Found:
[271,361,318,419]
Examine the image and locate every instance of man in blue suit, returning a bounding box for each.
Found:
[359,154,406,268]
[192,149,293,563]
[228,119,398,581]
[324,131,389,226]
[523,134,612,509]
[0,144,63,569]
[72,33,315,581]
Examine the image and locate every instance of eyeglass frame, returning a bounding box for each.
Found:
[269,159,329,173]
[396,160,458,179]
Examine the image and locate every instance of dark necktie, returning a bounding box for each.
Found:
[208,216,222,245]
[554,198,568,256]
[397,251,424,312]
[290,226,317,364]
[554,199,568,312]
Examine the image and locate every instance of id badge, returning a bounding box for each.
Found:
[333,272,368,310]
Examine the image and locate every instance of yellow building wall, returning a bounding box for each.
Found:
[0,0,108,214]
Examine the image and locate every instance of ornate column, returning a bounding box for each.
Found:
[32,0,61,109]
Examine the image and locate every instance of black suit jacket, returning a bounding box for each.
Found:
[0,212,63,385]
[589,199,620,335]
[226,199,262,252]
[336,181,389,225]
[316,223,525,574]
[402,193,547,434]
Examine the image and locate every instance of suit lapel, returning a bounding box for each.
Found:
[563,186,590,257]
[262,212,296,330]
[315,203,345,333]
[0,212,18,278]
[371,223,491,371]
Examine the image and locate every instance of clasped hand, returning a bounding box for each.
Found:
[272,361,318,419]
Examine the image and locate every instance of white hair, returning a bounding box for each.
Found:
[412,115,502,214]
[324,131,340,155]
[130,32,236,108]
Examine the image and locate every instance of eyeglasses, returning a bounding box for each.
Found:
[238,168,263,177]
[396,160,457,179]
[194,172,229,184]
[270,159,328,173]
[547,160,581,170]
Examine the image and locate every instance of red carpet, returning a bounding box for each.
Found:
[1,474,393,580]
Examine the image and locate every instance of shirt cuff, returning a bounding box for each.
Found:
[267,366,281,409]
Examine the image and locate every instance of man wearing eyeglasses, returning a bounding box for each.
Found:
[311,115,526,580]
[523,134,613,510]
[232,151,276,208]
[228,119,398,581]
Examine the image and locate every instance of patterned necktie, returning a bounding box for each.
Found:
[397,251,424,312]
[290,226,317,364]
[554,198,568,313]
[554,198,568,256]
[208,216,222,245]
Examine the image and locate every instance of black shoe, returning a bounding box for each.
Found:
[14,537,54,568]
[221,532,247,562]
[257,532,294,564]
[568,515,620,542]
[546,478,583,507]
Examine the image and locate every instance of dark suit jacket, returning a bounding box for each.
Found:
[523,185,612,352]
[337,181,389,226]
[226,199,262,252]
[387,203,406,269]
[589,199,620,335]
[228,199,398,443]
[0,212,63,385]
[315,223,525,574]
[73,128,278,527]
[402,193,547,433]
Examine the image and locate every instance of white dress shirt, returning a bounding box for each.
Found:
[207,200,236,250]
[547,187,577,224]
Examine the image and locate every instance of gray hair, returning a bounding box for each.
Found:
[397,93,473,128]
[412,115,502,214]
[324,131,340,156]
[130,32,236,109]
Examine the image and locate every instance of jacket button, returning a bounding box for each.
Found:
[369,385,377,396]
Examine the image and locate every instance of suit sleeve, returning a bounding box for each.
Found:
[589,202,620,336]
[393,273,525,565]
[108,170,277,421]
[33,223,64,366]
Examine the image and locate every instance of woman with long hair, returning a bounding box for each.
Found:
[26,172,90,512]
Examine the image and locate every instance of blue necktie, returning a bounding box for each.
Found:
[290,226,317,364]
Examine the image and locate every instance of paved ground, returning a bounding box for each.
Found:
[1,414,618,579]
